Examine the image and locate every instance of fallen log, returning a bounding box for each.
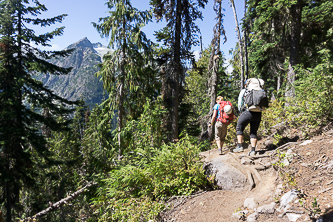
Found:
[23,182,96,221]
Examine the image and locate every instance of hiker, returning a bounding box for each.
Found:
[209,96,235,154]
[233,78,268,155]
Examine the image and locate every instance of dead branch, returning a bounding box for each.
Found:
[247,170,255,191]
[326,180,333,185]
[248,155,271,160]
[254,165,266,170]
[275,142,299,152]
[314,154,326,164]
[318,187,332,194]
[278,210,305,218]
[23,182,96,221]
[238,154,247,159]
[238,154,270,160]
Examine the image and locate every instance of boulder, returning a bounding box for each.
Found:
[257,202,276,214]
[203,155,248,191]
[279,189,299,211]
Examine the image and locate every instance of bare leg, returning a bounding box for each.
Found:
[216,140,225,154]
[216,140,222,150]
[250,138,257,150]
[220,140,224,149]
[237,135,244,144]
[248,138,257,155]
[219,140,224,153]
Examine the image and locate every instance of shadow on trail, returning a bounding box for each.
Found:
[312,208,333,222]
[257,135,300,155]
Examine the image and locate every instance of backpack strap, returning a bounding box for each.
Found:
[257,78,263,89]
[217,101,225,122]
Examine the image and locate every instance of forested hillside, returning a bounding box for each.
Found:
[0,0,332,221]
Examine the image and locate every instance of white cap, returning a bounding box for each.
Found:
[224,105,232,114]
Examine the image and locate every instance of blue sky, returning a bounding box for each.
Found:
[36,0,244,60]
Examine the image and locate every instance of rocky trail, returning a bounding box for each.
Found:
[160,127,333,222]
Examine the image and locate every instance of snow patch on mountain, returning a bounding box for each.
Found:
[94,46,111,58]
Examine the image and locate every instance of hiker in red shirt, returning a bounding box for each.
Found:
[209,96,235,154]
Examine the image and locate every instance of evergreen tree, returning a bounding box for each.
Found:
[244,0,333,99]
[185,48,211,141]
[150,0,208,141]
[0,0,77,220]
[285,0,302,102]
[93,0,158,160]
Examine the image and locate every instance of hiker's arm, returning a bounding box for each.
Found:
[209,109,218,126]
[238,89,246,111]
[230,113,235,122]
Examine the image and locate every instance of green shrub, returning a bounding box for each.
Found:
[256,99,286,138]
[290,47,333,127]
[92,116,210,221]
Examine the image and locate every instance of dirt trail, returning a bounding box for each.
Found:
[162,128,333,222]
[163,148,279,221]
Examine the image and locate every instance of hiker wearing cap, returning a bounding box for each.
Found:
[233,78,268,155]
[209,96,235,154]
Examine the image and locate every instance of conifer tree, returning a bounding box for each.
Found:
[0,0,77,220]
[245,0,332,99]
[150,0,208,141]
[93,0,158,160]
[285,0,302,102]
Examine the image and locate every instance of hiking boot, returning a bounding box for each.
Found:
[248,151,256,156]
[233,146,244,153]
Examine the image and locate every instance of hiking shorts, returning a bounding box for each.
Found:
[215,121,228,141]
[236,111,262,139]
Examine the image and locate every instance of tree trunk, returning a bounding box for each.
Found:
[118,17,126,160]
[171,0,182,142]
[230,0,245,89]
[285,0,302,104]
[5,170,11,222]
[277,75,281,91]
[5,8,25,222]
[207,0,223,142]
[42,107,51,138]
[243,0,249,80]
[117,79,124,160]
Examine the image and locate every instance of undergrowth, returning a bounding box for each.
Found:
[92,135,210,221]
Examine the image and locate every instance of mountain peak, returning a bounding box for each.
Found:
[64,37,111,58]
[67,37,94,49]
